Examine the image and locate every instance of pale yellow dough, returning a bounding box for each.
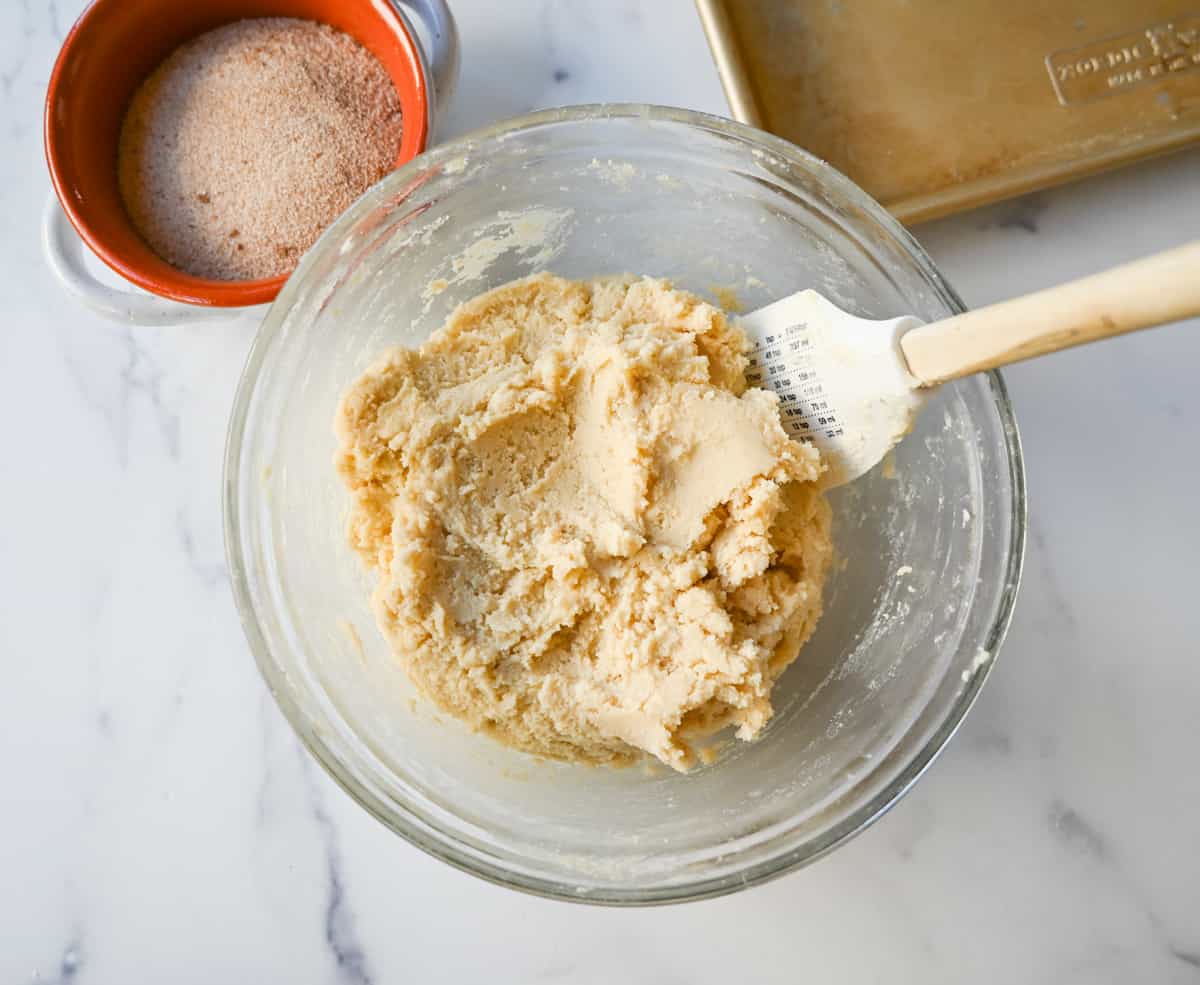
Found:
[336,274,832,770]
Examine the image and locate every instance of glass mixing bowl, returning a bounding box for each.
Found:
[224,105,1025,904]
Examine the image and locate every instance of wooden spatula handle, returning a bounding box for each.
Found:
[899,241,1200,386]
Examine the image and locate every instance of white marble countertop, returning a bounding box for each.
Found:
[5,0,1199,981]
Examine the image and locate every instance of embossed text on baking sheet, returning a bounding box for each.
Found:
[1046,14,1200,104]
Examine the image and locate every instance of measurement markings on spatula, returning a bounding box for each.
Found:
[744,320,844,442]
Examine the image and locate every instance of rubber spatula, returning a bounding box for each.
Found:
[738,241,1200,486]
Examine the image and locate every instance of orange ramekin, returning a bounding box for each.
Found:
[44,0,455,311]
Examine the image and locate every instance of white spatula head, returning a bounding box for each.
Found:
[738,290,926,487]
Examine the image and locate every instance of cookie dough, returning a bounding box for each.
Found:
[336,274,832,770]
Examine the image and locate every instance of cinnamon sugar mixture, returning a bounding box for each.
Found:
[118,18,403,281]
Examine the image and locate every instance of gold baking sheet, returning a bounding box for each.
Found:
[696,0,1200,223]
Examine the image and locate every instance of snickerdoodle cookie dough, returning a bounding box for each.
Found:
[336,273,832,770]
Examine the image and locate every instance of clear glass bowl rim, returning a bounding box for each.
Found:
[223,103,1027,905]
